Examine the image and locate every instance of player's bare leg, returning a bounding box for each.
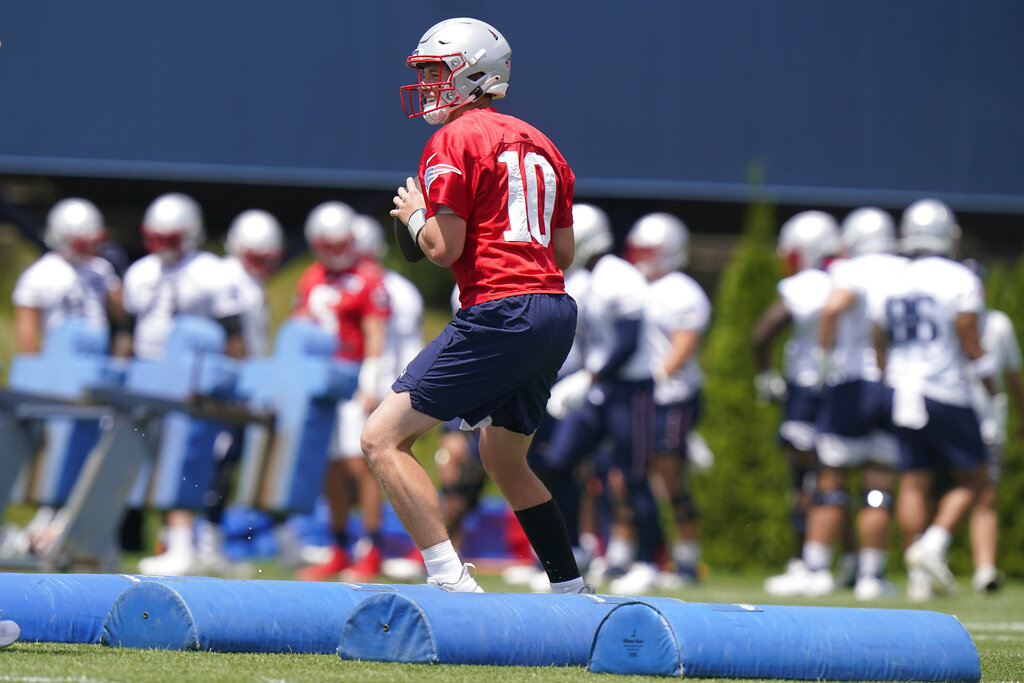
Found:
[479,425,585,593]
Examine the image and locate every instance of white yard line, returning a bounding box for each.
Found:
[964,621,1024,632]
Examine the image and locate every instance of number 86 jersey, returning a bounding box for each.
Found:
[871,255,984,406]
[418,108,575,310]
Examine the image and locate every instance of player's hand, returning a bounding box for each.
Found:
[390,176,426,226]
[546,369,593,420]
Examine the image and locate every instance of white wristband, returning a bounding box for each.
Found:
[407,209,426,244]
[971,353,998,379]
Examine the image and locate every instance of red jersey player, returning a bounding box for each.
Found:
[294,200,391,581]
[361,17,589,594]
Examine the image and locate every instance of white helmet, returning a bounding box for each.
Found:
[777,211,841,272]
[900,198,961,256]
[44,197,106,261]
[625,212,690,279]
[142,192,204,261]
[351,214,387,261]
[225,209,283,279]
[402,17,511,125]
[841,207,896,256]
[304,201,357,271]
[570,203,613,270]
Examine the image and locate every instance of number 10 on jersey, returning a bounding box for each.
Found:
[499,150,556,247]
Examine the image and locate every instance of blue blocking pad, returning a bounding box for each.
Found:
[588,601,981,682]
[235,320,358,514]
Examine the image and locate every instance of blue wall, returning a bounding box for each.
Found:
[1,1,1022,212]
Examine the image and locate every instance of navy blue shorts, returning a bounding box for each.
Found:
[878,388,987,472]
[816,379,892,438]
[393,293,577,435]
[654,394,702,455]
[544,378,655,485]
[784,383,821,423]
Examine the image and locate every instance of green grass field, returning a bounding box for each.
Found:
[2,570,1021,683]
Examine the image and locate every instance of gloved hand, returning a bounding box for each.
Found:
[546,369,594,420]
[754,369,788,404]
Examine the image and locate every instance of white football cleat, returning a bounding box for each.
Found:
[137,549,198,576]
[971,565,1003,594]
[428,563,484,593]
[501,563,544,586]
[0,620,20,648]
[853,575,896,601]
[609,562,659,596]
[904,540,958,595]
[764,559,835,597]
[907,568,934,603]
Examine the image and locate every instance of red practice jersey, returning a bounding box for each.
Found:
[418,108,575,309]
[293,258,391,361]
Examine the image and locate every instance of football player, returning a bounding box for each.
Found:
[12,197,125,354]
[961,260,1024,593]
[293,202,391,582]
[128,193,248,576]
[624,212,712,589]
[754,211,850,596]
[811,207,906,600]
[873,199,991,602]
[368,17,586,594]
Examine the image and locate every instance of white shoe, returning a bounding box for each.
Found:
[904,540,958,595]
[529,569,554,593]
[854,575,896,601]
[382,556,427,581]
[137,549,197,576]
[501,563,544,586]
[0,620,20,648]
[764,560,834,597]
[907,568,934,603]
[428,563,484,593]
[971,565,1003,594]
[609,562,659,595]
[656,570,697,591]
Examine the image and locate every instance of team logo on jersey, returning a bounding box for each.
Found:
[424,155,462,194]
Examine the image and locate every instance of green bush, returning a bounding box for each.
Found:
[695,200,794,570]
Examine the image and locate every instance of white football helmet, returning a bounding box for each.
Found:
[841,207,896,256]
[900,198,961,256]
[777,211,841,273]
[142,193,204,262]
[305,201,357,271]
[351,214,387,261]
[402,17,511,125]
[624,212,690,280]
[570,203,613,271]
[43,197,106,261]
[225,209,283,279]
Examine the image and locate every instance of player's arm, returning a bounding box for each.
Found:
[553,225,575,271]
[955,311,996,396]
[391,176,465,267]
[106,284,134,357]
[359,312,387,412]
[820,288,855,350]
[656,329,701,381]
[219,315,247,359]
[14,305,42,353]
[594,316,641,383]
[750,298,790,371]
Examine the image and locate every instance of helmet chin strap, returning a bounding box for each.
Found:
[425,75,503,125]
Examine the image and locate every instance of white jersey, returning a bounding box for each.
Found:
[970,308,1022,425]
[872,256,984,406]
[123,251,244,359]
[777,268,833,387]
[380,269,424,389]
[577,254,653,381]
[221,256,270,357]
[12,252,119,335]
[643,271,711,404]
[560,267,591,377]
[826,252,908,383]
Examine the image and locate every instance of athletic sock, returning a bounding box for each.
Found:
[333,529,349,552]
[859,547,887,578]
[514,499,581,583]
[422,539,464,584]
[920,525,952,555]
[802,541,832,572]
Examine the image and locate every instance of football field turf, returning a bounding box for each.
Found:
[1,571,1021,682]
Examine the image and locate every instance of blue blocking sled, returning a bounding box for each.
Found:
[337,591,680,667]
[587,601,981,682]
[101,580,440,653]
